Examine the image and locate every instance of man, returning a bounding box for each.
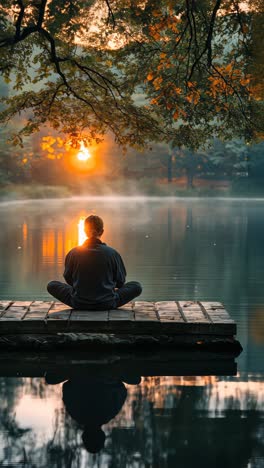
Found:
[47,214,142,309]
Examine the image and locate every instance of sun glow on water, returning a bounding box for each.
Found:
[78,217,86,245]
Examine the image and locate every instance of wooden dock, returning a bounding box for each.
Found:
[0,300,241,351]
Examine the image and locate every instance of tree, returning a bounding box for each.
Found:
[248,141,264,180]
[0,0,160,147]
[0,1,263,150]
[0,127,32,185]
[117,0,264,147]
[207,138,248,177]
[173,147,209,188]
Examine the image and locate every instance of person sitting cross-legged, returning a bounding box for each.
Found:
[47,214,142,310]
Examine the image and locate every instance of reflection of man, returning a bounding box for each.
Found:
[46,374,141,454]
[64,377,127,453]
[47,215,142,310]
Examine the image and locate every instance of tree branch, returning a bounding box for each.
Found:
[14,0,25,41]
[104,0,116,28]
[188,0,222,81]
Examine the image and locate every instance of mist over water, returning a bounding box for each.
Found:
[0,197,264,466]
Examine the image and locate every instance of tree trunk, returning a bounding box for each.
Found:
[187,171,194,189]
[167,154,172,183]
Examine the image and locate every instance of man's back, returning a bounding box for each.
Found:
[64,237,126,309]
[47,214,142,310]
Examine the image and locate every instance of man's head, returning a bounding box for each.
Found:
[84,215,104,239]
[82,427,106,453]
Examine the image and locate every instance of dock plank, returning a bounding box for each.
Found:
[1,306,28,320]
[12,301,32,307]
[135,301,156,309]
[70,311,108,321]
[201,302,235,324]
[48,309,72,320]
[0,301,12,311]
[24,301,53,318]
[0,301,48,332]
[20,302,53,327]
[117,302,133,310]
[156,301,184,322]
[24,310,49,320]
[179,301,209,323]
[134,301,158,322]
[109,309,134,321]
[30,301,53,308]
[69,310,109,332]
[201,301,225,310]
[207,309,235,323]
[43,303,72,331]
[0,300,237,336]
[0,301,13,319]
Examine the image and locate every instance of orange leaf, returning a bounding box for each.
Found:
[147,73,154,81]
[225,63,233,72]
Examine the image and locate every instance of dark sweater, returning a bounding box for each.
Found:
[63,237,126,309]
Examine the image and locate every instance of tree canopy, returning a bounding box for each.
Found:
[0,0,263,148]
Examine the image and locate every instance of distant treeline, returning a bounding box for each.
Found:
[0,138,264,192]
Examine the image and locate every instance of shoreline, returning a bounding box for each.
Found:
[1,183,264,203]
[1,195,264,205]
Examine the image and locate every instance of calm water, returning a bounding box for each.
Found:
[0,197,263,467]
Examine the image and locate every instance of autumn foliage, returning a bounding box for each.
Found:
[0,0,263,149]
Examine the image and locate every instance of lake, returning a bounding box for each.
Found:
[0,197,263,467]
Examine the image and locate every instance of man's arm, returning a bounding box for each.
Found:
[115,253,127,288]
[63,250,74,286]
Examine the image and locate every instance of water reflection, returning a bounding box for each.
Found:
[77,216,86,246]
[45,374,141,454]
[0,375,263,466]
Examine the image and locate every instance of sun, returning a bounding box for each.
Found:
[77,141,91,161]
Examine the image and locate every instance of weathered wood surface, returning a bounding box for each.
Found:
[0,332,241,352]
[0,300,236,336]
